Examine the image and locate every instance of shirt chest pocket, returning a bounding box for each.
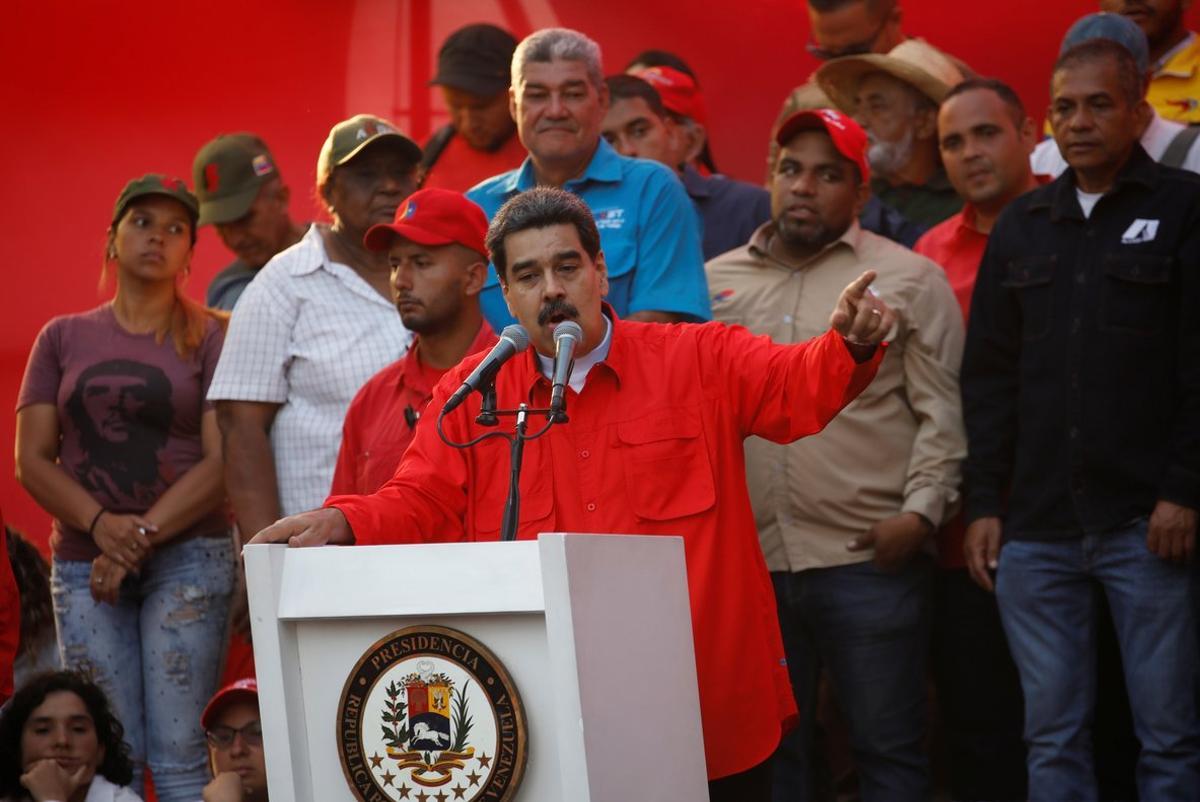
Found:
[1101,253,1173,336]
[471,446,554,538]
[1001,256,1056,343]
[613,408,716,522]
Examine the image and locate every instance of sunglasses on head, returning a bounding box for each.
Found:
[806,14,892,61]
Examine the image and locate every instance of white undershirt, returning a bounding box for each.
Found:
[1076,188,1104,219]
[536,314,613,394]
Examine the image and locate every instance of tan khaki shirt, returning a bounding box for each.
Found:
[706,221,966,571]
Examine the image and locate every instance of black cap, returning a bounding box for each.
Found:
[429,23,517,97]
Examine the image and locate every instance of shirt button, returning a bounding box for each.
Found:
[580,450,590,459]
[1071,318,1081,333]
[1076,273,1085,284]
[1070,427,1080,439]
[783,314,794,324]
[586,502,596,512]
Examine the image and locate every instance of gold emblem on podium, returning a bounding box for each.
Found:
[336,625,528,801]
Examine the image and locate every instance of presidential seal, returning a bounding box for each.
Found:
[337,626,528,802]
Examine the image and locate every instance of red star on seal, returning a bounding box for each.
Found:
[369,752,383,769]
[415,791,429,802]
[466,770,482,787]
[452,783,467,799]
[380,770,395,787]
[396,784,412,799]
[434,792,448,802]
[476,753,492,769]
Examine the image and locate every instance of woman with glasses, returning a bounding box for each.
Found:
[200,680,266,802]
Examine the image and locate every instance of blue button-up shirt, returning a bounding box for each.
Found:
[467,138,711,329]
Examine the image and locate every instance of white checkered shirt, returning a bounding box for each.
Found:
[207,225,411,514]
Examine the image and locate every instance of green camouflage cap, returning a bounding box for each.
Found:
[192,133,279,226]
[112,174,199,228]
[316,114,422,185]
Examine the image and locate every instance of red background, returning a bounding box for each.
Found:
[3,0,1196,543]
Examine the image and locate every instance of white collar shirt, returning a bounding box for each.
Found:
[208,224,411,515]
[535,314,614,394]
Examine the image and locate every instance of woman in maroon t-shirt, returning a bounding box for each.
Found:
[15,175,234,802]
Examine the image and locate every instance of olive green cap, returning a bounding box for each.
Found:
[112,174,199,228]
[316,114,422,186]
[192,133,279,226]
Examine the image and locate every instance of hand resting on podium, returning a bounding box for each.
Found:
[248,507,353,548]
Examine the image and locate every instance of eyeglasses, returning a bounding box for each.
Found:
[805,14,892,61]
[205,722,263,749]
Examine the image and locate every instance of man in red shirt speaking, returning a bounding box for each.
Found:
[251,187,894,799]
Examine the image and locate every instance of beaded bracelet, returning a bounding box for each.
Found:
[87,508,107,537]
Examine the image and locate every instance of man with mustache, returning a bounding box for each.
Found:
[1101,0,1200,124]
[962,37,1200,798]
[1032,13,1200,176]
[914,78,1042,802]
[706,109,965,801]
[467,27,711,332]
[817,39,967,228]
[251,185,897,801]
[330,188,497,496]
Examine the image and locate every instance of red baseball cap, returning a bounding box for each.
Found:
[629,66,709,126]
[774,108,871,185]
[201,678,259,730]
[363,188,489,256]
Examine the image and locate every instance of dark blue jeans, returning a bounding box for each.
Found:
[770,555,933,802]
[996,519,1200,801]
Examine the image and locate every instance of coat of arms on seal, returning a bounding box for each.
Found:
[337,625,528,801]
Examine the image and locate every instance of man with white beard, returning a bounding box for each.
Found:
[818,39,967,227]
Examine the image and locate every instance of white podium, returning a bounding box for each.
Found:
[244,534,709,801]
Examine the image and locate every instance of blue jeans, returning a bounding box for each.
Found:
[771,555,933,802]
[996,519,1200,801]
[52,535,235,802]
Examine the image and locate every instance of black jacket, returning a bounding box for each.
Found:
[962,145,1200,540]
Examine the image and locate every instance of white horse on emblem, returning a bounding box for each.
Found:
[411,722,450,747]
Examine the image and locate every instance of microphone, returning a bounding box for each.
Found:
[442,325,529,414]
[549,321,582,422]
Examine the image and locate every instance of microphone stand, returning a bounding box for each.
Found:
[437,381,563,542]
[498,404,529,542]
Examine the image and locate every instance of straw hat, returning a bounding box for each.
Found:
[815,38,966,114]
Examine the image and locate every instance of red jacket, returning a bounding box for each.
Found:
[329,315,882,779]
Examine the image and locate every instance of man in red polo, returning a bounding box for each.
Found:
[253,187,894,800]
[915,79,1041,317]
[330,189,497,495]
